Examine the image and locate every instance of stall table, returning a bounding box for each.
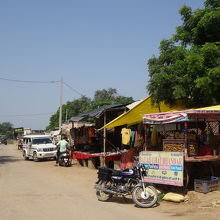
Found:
[73,151,122,168]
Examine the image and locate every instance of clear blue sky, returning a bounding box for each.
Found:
[0,0,204,129]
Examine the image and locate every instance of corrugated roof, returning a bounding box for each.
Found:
[69,104,127,122]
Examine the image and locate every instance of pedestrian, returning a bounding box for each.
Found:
[17,137,23,150]
[55,136,69,165]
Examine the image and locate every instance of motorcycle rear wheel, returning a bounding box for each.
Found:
[96,181,113,202]
[132,185,158,208]
[64,161,71,167]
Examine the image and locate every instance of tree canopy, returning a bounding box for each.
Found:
[46,88,134,130]
[0,122,14,138]
[147,0,220,107]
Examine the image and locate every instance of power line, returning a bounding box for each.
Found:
[63,81,84,97]
[0,112,54,117]
[0,77,59,84]
[0,77,85,96]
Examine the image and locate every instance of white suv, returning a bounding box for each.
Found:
[22,135,57,161]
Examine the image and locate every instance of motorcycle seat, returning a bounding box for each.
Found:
[111,170,121,176]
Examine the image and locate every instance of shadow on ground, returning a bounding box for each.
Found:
[0,156,21,165]
[108,196,134,205]
[100,195,160,208]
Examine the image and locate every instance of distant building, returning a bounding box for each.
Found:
[24,128,31,135]
[31,130,45,135]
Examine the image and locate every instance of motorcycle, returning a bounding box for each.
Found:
[58,151,71,167]
[94,164,158,208]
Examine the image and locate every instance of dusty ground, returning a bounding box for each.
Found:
[0,144,220,220]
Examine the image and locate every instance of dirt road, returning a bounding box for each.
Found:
[0,144,219,220]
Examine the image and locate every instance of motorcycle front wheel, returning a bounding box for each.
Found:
[96,181,113,202]
[132,185,158,208]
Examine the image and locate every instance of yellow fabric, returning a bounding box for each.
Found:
[100,96,186,129]
[121,128,131,145]
[195,105,220,111]
[151,125,157,146]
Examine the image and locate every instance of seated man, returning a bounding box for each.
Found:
[56,136,69,164]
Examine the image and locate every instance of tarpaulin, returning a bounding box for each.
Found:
[99,96,186,129]
[143,106,220,124]
[69,104,127,122]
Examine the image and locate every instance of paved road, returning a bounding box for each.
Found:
[0,144,217,220]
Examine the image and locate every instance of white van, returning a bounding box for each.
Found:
[22,135,57,161]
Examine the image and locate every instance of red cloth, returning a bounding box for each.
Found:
[198,145,213,156]
[73,152,121,162]
[120,148,135,170]
[73,152,100,159]
[105,154,121,162]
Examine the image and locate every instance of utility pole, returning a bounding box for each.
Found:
[65,109,68,121]
[59,77,63,130]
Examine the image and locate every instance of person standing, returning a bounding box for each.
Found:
[17,137,23,150]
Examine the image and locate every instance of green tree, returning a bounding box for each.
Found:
[147,0,220,107]
[175,0,220,45]
[46,88,134,130]
[46,96,91,130]
[91,88,134,109]
[0,122,14,138]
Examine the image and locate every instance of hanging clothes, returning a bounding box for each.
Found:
[120,148,135,170]
[130,130,135,147]
[88,127,96,137]
[134,131,144,147]
[134,131,140,147]
[151,125,158,146]
[121,128,132,145]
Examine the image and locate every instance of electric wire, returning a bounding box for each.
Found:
[63,81,84,97]
[0,77,85,120]
[0,77,84,96]
[0,112,54,117]
[0,77,59,84]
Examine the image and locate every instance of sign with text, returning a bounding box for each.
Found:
[14,127,24,133]
[139,151,184,186]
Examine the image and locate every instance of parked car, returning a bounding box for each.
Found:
[0,135,7,145]
[22,135,57,161]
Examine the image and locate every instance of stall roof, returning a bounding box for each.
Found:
[100,96,186,129]
[72,121,95,128]
[50,130,61,136]
[69,104,128,122]
[143,105,220,124]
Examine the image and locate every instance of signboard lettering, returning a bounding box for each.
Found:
[139,151,184,186]
[14,127,24,133]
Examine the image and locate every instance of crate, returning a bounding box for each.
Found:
[194,176,220,194]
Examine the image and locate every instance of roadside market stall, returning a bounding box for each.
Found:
[99,96,186,170]
[142,107,220,187]
[69,104,129,168]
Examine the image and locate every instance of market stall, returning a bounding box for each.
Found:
[142,107,220,187]
[97,97,187,170]
[69,104,129,168]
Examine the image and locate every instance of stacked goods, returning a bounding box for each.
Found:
[187,134,197,141]
[163,143,184,152]
[174,132,184,139]
[188,143,198,156]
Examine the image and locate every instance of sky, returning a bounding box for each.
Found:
[0,0,204,130]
